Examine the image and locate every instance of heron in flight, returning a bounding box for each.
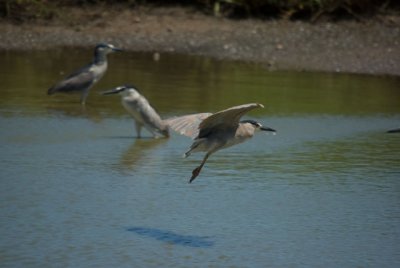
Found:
[102,85,169,138]
[166,103,276,183]
[47,43,122,104]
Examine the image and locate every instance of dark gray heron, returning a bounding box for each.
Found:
[165,103,276,183]
[47,43,122,104]
[102,85,169,138]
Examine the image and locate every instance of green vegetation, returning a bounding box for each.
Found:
[205,0,399,20]
[1,0,399,21]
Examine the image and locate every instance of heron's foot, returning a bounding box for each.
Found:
[189,166,201,183]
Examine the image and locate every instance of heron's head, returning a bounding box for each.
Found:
[101,85,140,98]
[95,43,123,55]
[240,119,276,133]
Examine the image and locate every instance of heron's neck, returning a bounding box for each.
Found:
[94,51,108,65]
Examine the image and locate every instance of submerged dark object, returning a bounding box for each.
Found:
[387,128,400,133]
[127,227,214,248]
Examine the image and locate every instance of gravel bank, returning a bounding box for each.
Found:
[1,6,399,76]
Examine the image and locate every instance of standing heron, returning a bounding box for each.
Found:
[47,43,122,104]
[102,85,169,138]
[165,103,276,183]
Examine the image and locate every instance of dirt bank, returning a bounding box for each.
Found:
[1,6,399,76]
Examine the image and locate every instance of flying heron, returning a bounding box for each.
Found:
[165,103,276,183]
[47,43,122,104]
[102,85,169,139]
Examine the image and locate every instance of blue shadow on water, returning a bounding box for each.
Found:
[127,227,215,248]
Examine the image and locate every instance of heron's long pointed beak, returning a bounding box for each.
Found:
[113,47,123,52]
[101,88,123,95]
[260,126,276,132]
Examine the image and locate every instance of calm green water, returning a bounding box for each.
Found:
[0,49,400,267]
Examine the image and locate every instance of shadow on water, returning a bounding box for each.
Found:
[127,227,215,248]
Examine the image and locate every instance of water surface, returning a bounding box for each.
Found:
[1,49,400,267]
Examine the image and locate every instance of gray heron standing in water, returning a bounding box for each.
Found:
[165,103,276,183]
[47,43,122,104]
[102,85,169,139]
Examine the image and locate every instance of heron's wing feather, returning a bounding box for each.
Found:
[165,113,212,138]
[198,103,264,137]
[65,63,92,79]
[47,65,95,94]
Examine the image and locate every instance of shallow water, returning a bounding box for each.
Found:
[1,49,400,267]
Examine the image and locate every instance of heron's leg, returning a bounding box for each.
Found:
[184,150,192,158]
[135,121,142,138]
[184,138,205,158]
[189,152,211,183]
[80,89,89,105]
[147,127,164,139]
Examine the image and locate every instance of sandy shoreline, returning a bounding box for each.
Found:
[1,6,399,76]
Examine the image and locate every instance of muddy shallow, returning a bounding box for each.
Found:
[0,6,399,76]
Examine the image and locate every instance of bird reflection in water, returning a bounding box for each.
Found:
[119,138,167,171]
[46,102,104,122]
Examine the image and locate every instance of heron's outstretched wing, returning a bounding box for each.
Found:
[47,65,95,95]
[198,103,264,138]
[165,113,212,139]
